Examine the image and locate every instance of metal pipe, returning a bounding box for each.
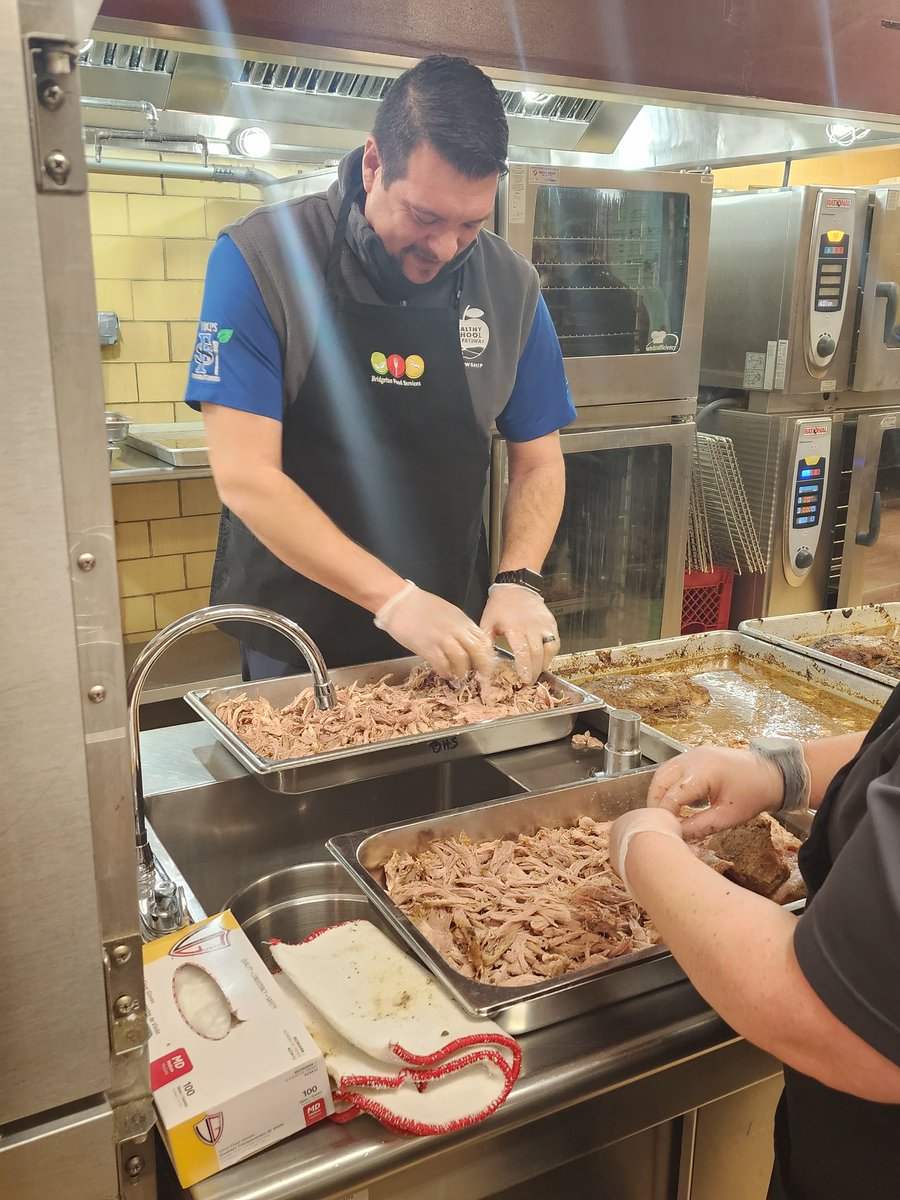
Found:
[93,127,211,166]
[127,605,336,934]
[86,156,280,187]
[81,94,159,130]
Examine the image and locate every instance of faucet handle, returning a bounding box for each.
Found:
[141,878,189,938]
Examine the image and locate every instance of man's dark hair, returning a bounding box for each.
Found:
[372,55,509,187]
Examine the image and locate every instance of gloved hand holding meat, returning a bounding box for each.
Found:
[479,583,560,684]
[374,580,496,682]
[645,745,785,840]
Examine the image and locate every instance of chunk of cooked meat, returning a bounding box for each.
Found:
[700,813,799,898]
[806,633,900,675]
[593,673,711,719]
[571,731,604,750]
[215,661,570,761]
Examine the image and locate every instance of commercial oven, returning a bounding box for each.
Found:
[498,163,712,407]
[702,402,900,620]
[490,422,694,650]
[700,185,870,398]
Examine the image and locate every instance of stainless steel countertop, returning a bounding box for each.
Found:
[144,723,778,1200]
[109,442,212,483]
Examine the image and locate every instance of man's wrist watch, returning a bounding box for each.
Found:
[494,568,543,595]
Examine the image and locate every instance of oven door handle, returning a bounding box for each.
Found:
[855,488,882,547]
[875,282,900,347]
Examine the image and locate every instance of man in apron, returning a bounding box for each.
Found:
[185,55,575,682]
[607,700,900,1199]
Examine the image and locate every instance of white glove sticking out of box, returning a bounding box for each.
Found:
[270,920,522,1136]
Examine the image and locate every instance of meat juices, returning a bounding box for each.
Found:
[215,662,571,761]
[384,817,661,987]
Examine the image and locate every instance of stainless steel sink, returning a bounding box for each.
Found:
[146,755,525,915]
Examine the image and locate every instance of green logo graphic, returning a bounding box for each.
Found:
[370,351,388,375]
[218,328,234,344]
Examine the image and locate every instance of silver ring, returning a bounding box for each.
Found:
[541,633,558,645]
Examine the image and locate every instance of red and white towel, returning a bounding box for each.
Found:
[270,920,521,1136]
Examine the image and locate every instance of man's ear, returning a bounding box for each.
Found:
[361,137,381,194]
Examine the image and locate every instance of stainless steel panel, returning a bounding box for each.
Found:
[329,769,686,1034]
[0,1099,118,1199]
[499,166,711,406]
[1,0,111,1125]
[185,655,603,794]
[850,188,900,393]
[740,604,900,688]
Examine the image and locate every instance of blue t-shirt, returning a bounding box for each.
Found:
[186,234,575,441]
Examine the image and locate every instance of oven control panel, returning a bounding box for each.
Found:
[807,189,857,372]
[784,417,832,584]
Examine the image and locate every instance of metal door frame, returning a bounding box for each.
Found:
[838,408,900,605]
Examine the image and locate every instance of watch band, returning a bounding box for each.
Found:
[493,568,543,595]
[749,736,812,816]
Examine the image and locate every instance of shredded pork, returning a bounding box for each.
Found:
[384,817,661,987]
[214,662,570,761]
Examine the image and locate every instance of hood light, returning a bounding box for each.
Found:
[231,126,271,157]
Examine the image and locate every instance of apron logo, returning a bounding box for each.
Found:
[190,322,232,383]
[370,351,425,386]
[459,306,490,360]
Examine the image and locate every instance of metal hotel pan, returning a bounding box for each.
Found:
[328,768,685,1035]
[551,630,893,759]
[739,605,900,689]
[184,654,604,795]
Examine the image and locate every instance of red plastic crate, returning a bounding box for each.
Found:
[681,567,734,635]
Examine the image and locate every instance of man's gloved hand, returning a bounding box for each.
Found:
[608,807,688,896]
[646,746,784,841]
[479,583,560,684]
[374,580,495,681]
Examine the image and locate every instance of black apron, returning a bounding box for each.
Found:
[768,682,900,1200]
[211,187,490,668]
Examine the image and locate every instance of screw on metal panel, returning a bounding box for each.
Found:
[114,995,139,1017]
[124,1156,144,1178]
[88,684,106,703]
[38,80,65,110]
[43,151,70,185]
[77,552,96,571]
[111,944,132,965]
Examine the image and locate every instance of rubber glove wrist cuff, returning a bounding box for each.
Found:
[373,579,417,630]
[488,582,538,598]
[617,825,689,896]
[749,736,811,816]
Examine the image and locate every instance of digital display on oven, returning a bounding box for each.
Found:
[792,455,826,527]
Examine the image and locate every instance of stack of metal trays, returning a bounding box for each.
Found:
[328,769,684,1034]
[184,655,604,795]
[693,434,765,575]
[126,422,209,466]
[740,605,900,688]
[552,631,892,761]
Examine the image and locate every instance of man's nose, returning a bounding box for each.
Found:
[427,228,462,262]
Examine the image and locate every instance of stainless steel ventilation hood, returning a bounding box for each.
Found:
[78,36,642,162]
[79,27,900,170]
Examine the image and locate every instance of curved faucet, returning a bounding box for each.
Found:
[127,604,336,937]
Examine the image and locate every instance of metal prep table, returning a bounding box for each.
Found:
[144,722,784,1200]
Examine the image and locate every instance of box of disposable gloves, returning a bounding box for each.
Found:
[142,910,332,1187]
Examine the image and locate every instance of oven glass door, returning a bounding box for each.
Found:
[532,186,691,360]
[837,411,900,605]
[491,424,693,651]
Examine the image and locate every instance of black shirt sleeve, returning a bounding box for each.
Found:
[793,751,900,1067]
